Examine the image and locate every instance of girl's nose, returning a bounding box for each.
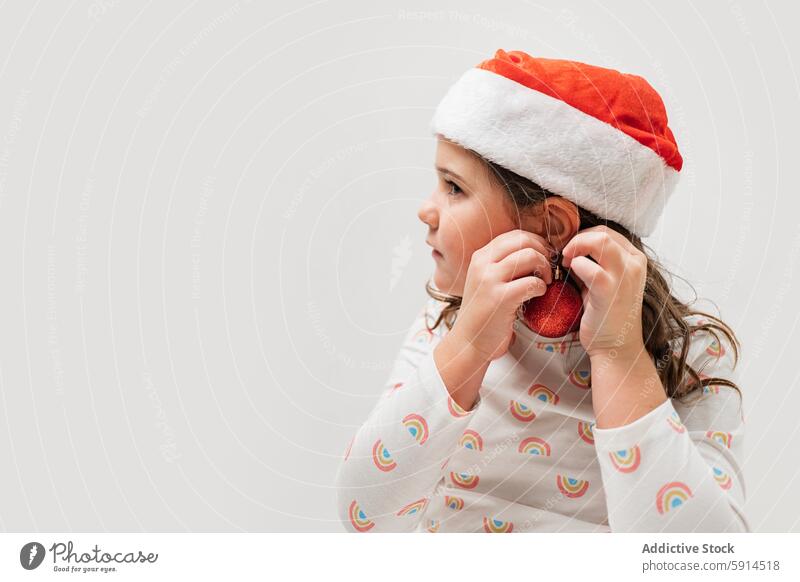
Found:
[417,198,438,228]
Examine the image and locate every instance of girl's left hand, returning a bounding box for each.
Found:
[560,226,647,359]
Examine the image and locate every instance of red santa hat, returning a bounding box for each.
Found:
[429,49,683,238]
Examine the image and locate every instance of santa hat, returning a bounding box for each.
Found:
[429,49,682,238]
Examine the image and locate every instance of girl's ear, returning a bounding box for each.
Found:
[542,197,580,251]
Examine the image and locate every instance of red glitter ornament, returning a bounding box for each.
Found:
[518,263,583,338]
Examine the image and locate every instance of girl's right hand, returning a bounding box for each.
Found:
[450,230,554,362]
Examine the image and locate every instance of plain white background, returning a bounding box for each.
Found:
[0,0,797,532]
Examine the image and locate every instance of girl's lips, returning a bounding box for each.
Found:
[432,249,443,259]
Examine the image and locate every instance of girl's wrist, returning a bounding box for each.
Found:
[589,345,666,429]
[433,333,490,412]
[587,341,645,363]
[445,326,492,365]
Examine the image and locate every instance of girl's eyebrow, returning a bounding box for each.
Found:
[435,166,467,183]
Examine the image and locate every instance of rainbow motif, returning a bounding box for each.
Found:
[706,337,726,358]
[396,498,428,516]
[518,436,551,456]
[702,384,721,395]
[412,327,434,345]
[450,471,479,490]
[528,384,560,405]
[343,436,354,461]
[578,421,595,445]
[568,369,592,389]
[706,431,733,448]
[371,439,397,472]
[712,466,732,490]
[445,495,464,511]
[402,413,429,445]
[447,396,471,418]
[608,446,641,473]
[535,340,570,354]
[655,481,693,514]
[483,517,514,533]
[459,429,484,451]
[427,519,440,532]
[556,475,589,498]
[509,400,536,422]
[348,500,375,532]
[666,411,686,434]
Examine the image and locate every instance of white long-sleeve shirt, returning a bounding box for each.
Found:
[335,297,749,533]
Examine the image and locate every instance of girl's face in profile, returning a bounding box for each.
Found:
[417,137,518,296]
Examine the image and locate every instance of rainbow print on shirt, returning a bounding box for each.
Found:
[568,369,591,389]
[656,481,693,514]
[666,411,686,433]
[348,500,375,532]
[402,413,429,445]
[705,337,726,358]
[447,396,472,418]
[444,496,464,511]
[535,340,570,354]
[518,436,551,456]
[556,475,589,498]
[578,421,595,445]
[608,446,641,473]
[371,439,397,472]
[509,400,536,422]
[412,327,434,345]
[483,517,514,533]
[528,383,560,405]
[396,498,428,516]
[712,466,733,490]
[459,429,484,451]
[450,471,479,490]
[427,519,440,532]
[706,431,733,448]
[534,333,579,354]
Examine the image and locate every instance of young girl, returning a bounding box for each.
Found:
[335,49,747,533]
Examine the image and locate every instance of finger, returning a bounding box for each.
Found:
[495,247,553,284]
[481,229,553,264]
[574,225,637,256]
[562,231,627,273]
[506,275,547,302]
[567,255,610,293]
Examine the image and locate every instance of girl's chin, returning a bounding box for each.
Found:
[432,271,449,292]
[432,272,463,297]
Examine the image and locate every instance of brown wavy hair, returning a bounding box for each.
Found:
[425,147,742,404]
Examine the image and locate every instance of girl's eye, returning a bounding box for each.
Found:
[444,179,462,197]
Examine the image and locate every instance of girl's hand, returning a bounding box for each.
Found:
[561,226,647,359]
[451,230,554,362]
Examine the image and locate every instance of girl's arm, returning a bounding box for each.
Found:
[591,329,749,532]
[334,298,485,532]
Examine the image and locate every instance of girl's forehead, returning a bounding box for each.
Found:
[436,137,473,162]
[436,142,485,182]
